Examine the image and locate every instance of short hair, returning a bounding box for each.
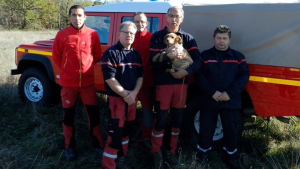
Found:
[167,6,184,18]
[69,5,85,15]
[213,25,231,38]
[133,12,147,21]
[119,21,137,32]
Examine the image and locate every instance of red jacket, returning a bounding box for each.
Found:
[52,25,102,87]
[132,29,153,88]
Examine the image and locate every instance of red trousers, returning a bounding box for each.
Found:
[102,96,137,169]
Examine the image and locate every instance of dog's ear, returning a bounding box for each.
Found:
[164,35,168,45]
[176,36,183,44]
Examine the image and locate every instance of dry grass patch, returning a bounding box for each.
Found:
[0,30,57,83]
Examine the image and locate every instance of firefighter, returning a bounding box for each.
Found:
[132,12,154,149]
[100,21,143,169]
[52,5,104,161]
[149,6,201,169]
[195,25,249,169]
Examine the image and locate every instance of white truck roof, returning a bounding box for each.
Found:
[85,1,182,13]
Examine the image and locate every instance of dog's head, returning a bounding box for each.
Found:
[164,33,182,46]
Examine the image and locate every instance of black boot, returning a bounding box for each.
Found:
[196,149,208,164]
[223,151,241,169]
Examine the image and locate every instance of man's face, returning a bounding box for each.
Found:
[119,25,136,47]
[69,8,86,29]
[214,33,230,51]
[133,14,148,32]
[167,8,184,30]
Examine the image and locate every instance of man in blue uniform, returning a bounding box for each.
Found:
[100,21,143,169]
[149,6,201,169]
[195,25,249,169]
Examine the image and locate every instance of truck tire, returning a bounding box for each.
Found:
[18,68,58,105]
[193,110,224,141]
[180,95,223,149]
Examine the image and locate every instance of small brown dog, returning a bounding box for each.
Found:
[152,33,193,73]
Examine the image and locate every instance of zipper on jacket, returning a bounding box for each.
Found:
[63,53,68,69]
[78,29,82,87]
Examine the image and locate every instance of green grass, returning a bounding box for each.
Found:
[1,76,300,169]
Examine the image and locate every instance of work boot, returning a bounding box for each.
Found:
[64,148,75,161]
[196,149,208,164]
[116,156,131,169]
[153,152,164,169]
[228,158,241,169]
[163,150,178,166]
[223,151,241,169]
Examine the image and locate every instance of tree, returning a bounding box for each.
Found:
[0,0,95,29]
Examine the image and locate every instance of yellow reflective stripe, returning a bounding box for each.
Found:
[28,49,52,56]
[249,76,300,86]
[18,48,52,56]
[17,48,25,52]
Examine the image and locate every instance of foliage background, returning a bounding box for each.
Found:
[0,0,121,30]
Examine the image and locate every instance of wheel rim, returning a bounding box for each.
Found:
[24,77,43,102]
[194,111,224,141]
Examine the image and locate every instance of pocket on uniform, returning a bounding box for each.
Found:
[60,89,67,97]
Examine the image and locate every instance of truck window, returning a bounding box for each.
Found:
[122,17,159,33]
[85,16,110,44]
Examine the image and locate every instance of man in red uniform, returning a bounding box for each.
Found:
[52,5,104,161]
[132,12,154,149]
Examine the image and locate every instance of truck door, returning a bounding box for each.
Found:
[85,12,114,92]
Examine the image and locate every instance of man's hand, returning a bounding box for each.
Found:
[212,91,222,101]
[171,69,188,79]
[218,91,230,101]
[123,91,137,105]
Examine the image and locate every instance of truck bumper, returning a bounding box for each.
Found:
[11,69,20,75]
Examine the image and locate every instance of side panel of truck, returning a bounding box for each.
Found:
[182,3,300,117]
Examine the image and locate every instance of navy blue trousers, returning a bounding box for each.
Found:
[197,108,240,153]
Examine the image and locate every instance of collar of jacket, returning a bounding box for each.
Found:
[116,41,134,51]
[211,46,234,57]
[67,24,87,33]
[163,26,183,34]
[136,28,148,37]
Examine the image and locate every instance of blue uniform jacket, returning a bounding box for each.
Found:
[101,41,143,97]
[149,27,201,85]
[195,47,249,109]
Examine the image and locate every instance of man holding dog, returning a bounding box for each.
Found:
[132,12,154,149]
[195,25,249,169]
[149,6,201,169]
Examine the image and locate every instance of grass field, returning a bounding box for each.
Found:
[1,30,300,169]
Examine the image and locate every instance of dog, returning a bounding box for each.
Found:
[152,33,193,73]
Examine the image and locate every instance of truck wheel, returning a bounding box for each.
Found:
[193,110,224,141]
[180,95,223,148]
[18,68,54,105]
